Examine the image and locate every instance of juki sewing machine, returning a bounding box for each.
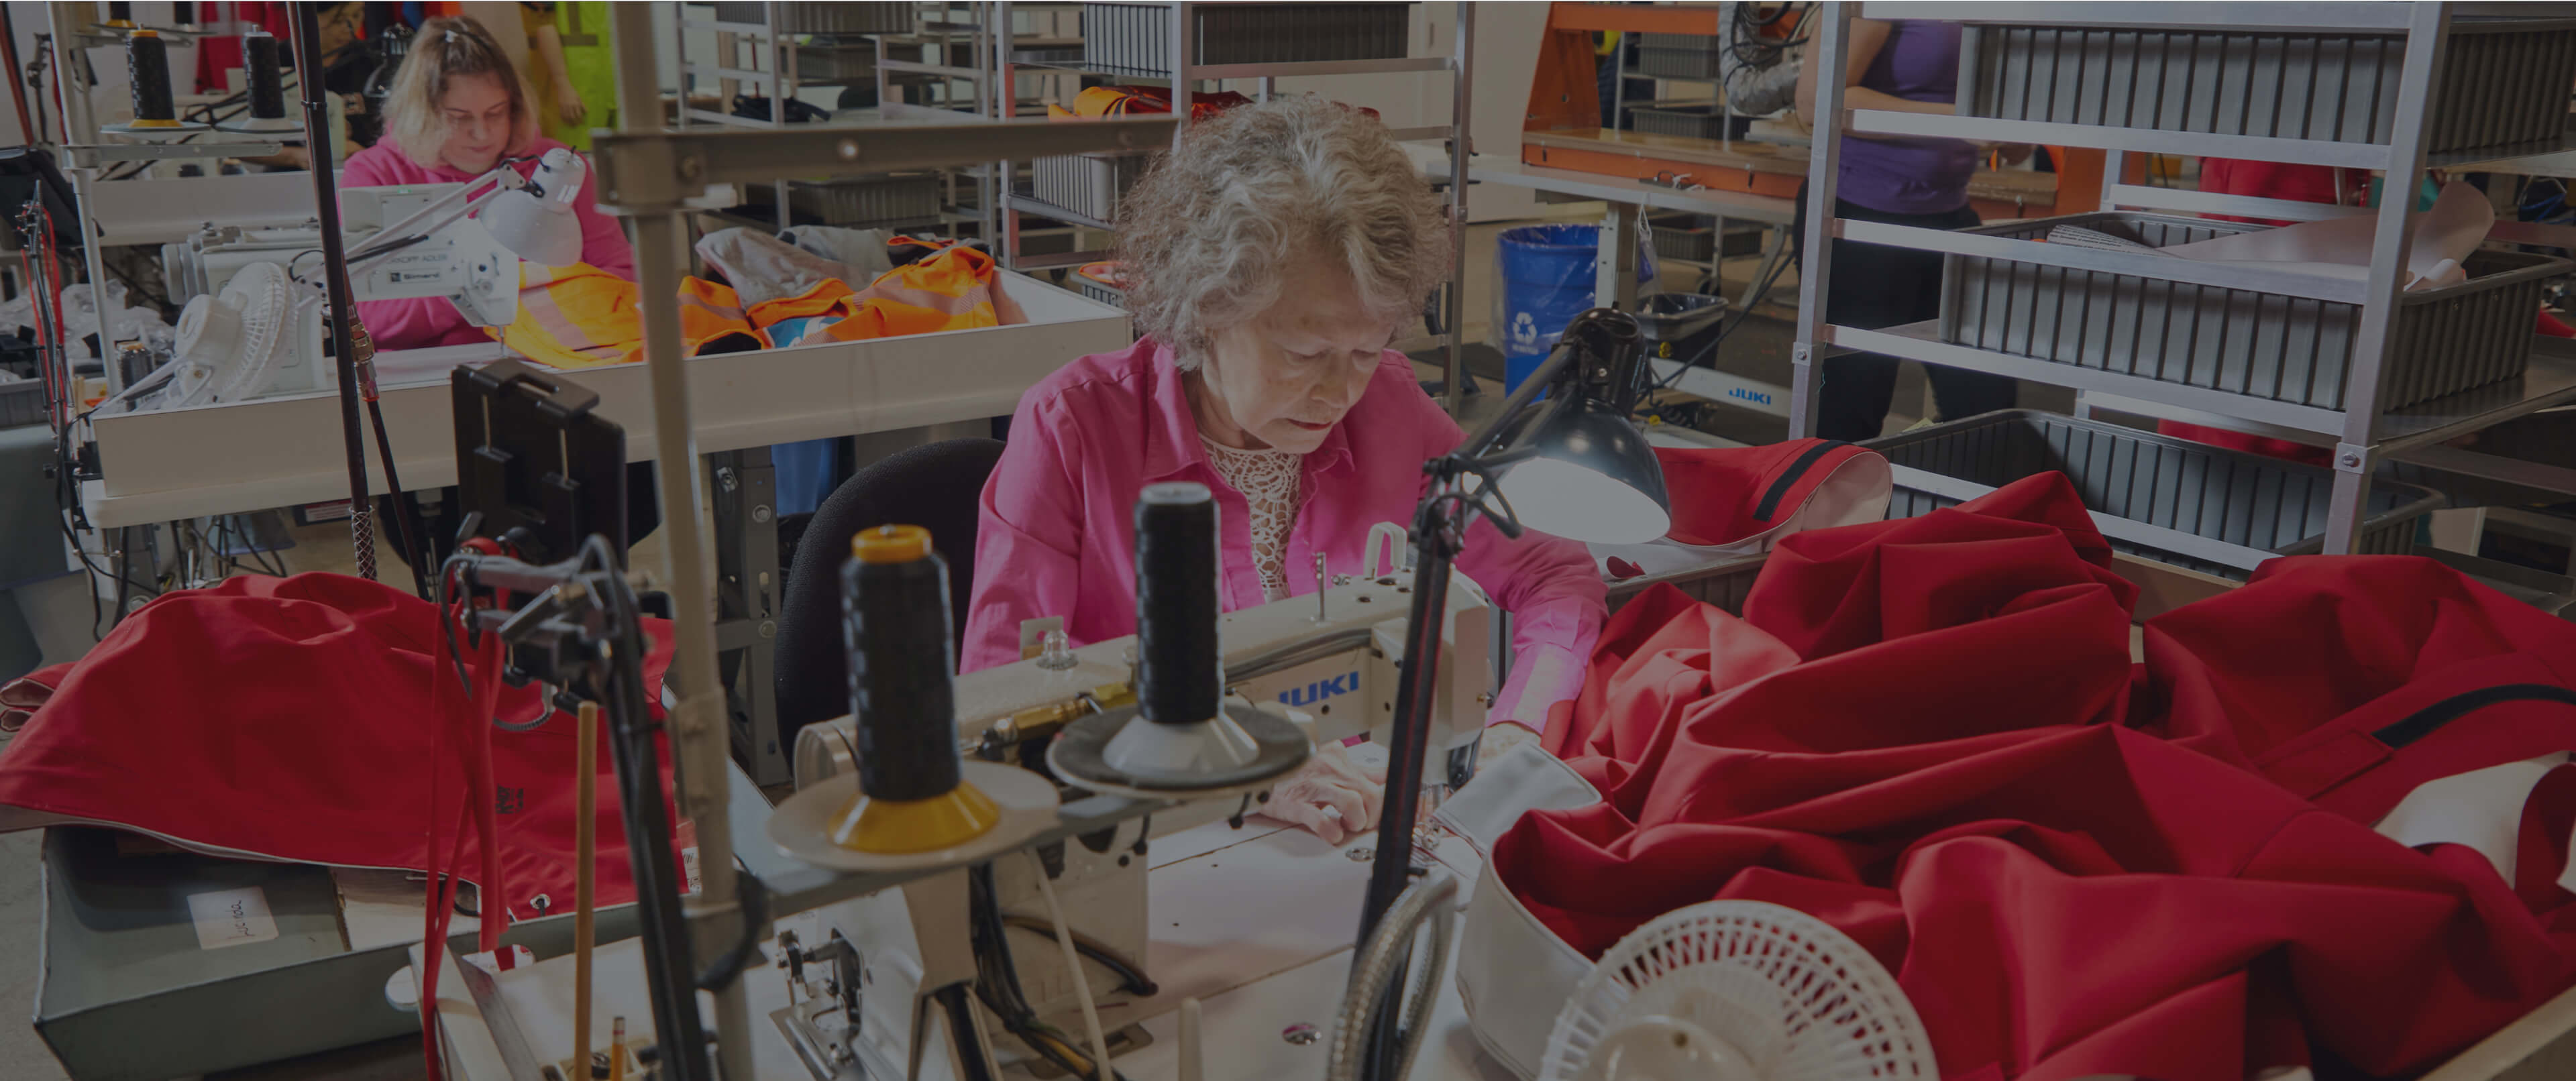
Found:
[414,524,1504,1081]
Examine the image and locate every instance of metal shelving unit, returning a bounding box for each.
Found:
[1791,1,2576,555]
[991,1,1481,410]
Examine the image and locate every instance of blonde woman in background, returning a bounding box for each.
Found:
[338,13,633,349]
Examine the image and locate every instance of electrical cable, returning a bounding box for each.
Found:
[1640,241,1799,398]
[968,865,1137,1081]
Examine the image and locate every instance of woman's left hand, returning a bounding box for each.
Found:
[1269,740,1386,845]
[1477,721,1541,769]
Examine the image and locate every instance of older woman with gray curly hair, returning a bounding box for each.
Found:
[960,97,1605,836]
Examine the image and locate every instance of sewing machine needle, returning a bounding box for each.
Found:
[1313,553,1329,622]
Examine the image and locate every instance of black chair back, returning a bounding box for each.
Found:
[773,437,1006,748]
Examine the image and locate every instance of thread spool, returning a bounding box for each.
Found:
[102,2,134,28]
[1134,481,1220,728]
[829,524,997,854]
[244,32,287,121]
[124,30,178,128]
[170,2,195,26]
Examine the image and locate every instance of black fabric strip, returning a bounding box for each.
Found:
[1753,441,1853,521]
[2371,683,2576,749]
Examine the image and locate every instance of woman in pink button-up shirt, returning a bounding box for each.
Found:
[962,97,1606,765]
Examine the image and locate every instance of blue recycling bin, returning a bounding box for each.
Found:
[1496,224,1656,391]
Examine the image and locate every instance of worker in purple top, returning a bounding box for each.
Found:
[1794,17,2028,441]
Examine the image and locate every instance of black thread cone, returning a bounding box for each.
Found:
[1134,482,1220,728]
[125,32,176,123]
[843,525,959,803]
[244,33,287,120]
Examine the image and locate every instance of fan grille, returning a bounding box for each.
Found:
[1538,901,1937,1081]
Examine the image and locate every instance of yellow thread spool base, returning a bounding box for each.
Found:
[830,783,1000,854]
[126,119,181,128]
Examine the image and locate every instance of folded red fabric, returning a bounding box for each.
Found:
[0,573,680,923]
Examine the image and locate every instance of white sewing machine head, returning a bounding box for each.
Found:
[778,537,1498,1081]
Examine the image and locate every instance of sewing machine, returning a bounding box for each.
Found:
[411,540,1503,1081]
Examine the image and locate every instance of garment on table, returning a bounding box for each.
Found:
[1199,436,1303,601]
[1542,473,2136,785]
[2140,555,2576,829]
[963,338,1608,730]
[774,225,896,285]
[0,573,681,924]
[487,262,642,369]
[695,227,852,308]
[1503,513,2576,1079]
[339,137,635,350]
[1046,85,1254,121]
[1592,439,1891,579]
[1836,20,1979,215]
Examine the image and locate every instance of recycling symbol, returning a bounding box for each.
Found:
[1509,310,1540,350]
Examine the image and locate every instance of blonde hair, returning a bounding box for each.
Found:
[1116,95,1449,370]
[380,15,537,170]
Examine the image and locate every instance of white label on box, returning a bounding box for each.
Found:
[186,887,280,951]
[684,846,702,895]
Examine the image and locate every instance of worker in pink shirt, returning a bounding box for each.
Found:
[962,98,1607,836]
[338,14,631,350]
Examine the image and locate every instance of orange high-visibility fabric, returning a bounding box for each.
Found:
[812,245,1025,342]
[488,266,768,369]
[488,262,639,369]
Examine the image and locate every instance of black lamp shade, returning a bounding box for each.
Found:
[1494,396,1672,545]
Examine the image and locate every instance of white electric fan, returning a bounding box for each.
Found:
[166,260,299,408]
[1536,901,1939,1081]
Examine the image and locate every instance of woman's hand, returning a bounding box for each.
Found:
[1477,720,1542,769]
[1268,740,1386,845]
[554,80,588,127]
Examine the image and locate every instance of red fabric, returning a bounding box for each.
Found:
[1506,497,2576,1078]
[0,573,680,924]
[2151,420,2333,467]
[1654,439,1873,547]
[2139,555,2576,826]
[1541,471,2135,791]
[193,4,297,94]
[2542,310,2576,339]
[2197,158,2366,226]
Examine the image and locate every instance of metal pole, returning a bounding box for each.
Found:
[2324,1,2448,553]
[1169,1,1190,146]
[607,7,756,1080]
[290,1,379,579]
[1785,3,1851,441]
[50,4,124,390]
[1443,3,1473,418]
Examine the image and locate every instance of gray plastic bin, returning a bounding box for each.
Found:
[1864,410,2442,579]
[1652,219,1715,262]
[751,175,943,227]
[1,379,43,429]
[1938,211,2570,412]
[1959,20,2576,156]
[1030,151,1150,222]
[1081,3,1409,74]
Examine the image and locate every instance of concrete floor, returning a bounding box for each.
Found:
[0,205,2067,1080]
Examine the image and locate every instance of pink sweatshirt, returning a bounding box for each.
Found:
[963,339,1607,730]
[338,137,636,350]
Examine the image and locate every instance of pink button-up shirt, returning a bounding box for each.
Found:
[962,339,1606,730]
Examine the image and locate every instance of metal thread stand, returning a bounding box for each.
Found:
[1790,1,2576,552]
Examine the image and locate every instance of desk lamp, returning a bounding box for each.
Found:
[1354,307,1671,1081]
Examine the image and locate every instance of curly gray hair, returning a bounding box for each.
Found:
[1115,95,1450,369]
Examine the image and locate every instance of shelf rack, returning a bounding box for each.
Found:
[1790,1,2576,554]
[987,1,1482,412]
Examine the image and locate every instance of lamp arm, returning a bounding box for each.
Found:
[347,167,521,265]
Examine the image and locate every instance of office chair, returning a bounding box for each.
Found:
[773,437,1006,750]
